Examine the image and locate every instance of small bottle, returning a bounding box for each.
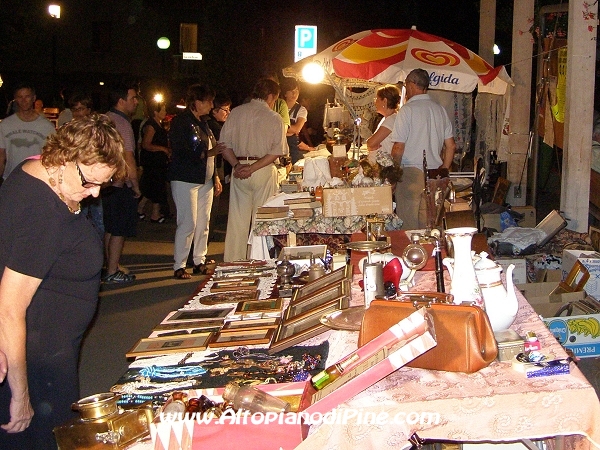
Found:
[311,353,360,390]
[222,383,290,414]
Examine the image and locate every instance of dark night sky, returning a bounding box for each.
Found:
[0,0,517,110]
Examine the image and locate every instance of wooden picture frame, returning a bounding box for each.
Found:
[292,265,351,302]
[288,279,349,318]
[199,291,259,306]
[126,331,214,358]
[589,225,600,252]
[269,300,343,354]
[153,320,224,332]
[210,279,260,292]
[235,298,283,315]
[285,294,349,322]
[209,328,275,348]
[222,317,281,332]
[165,308,233,323]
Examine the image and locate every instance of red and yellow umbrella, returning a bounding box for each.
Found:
[284,28,511,94]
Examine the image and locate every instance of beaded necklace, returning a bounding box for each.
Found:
[45,165,81,214]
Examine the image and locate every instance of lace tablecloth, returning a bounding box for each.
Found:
[128,272,600,450]
[294,273,600,450]
[253,213,403,236]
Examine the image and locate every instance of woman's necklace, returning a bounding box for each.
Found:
[45,165,81,214]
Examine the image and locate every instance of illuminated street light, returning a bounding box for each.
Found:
[302,62,325,84]
[48,4,61,18]
[157,37,170,50]
[154,93,164,103]
[493,44,500,55]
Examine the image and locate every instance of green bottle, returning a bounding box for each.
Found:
[311,353,360,390]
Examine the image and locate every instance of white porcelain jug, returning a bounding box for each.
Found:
[442,227,484,308]
[474,252,519,331]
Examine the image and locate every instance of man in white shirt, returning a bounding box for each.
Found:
[391,69,456,229]
[219,78,288,261]
[0,84,55,182]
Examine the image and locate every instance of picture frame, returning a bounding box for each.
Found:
[153,320,224,332]
[292,265,352,302]
[199,291,259,306]
[287,279,349,319]
[285,293,349,322]
[126,331,214,358]
[210,279,260,292]
[589,225,600,252]
[164,308,233,323]
[234,298,283,315]
[208,328,275,348]
[269,301,343,354]
[222,317,281,332]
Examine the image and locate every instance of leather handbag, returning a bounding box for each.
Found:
[359,294,498,373]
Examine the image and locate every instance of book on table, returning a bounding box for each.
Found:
[255,210,289,220]
[284,196,316,205]
[287,201,322,209]
[290,208,314,218]
[256,206,290,214]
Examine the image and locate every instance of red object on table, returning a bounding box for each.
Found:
[349,231,438,274]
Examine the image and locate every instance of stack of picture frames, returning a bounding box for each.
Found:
[125,307,233,358]
[269,265,352,354]
[125,265,353,359]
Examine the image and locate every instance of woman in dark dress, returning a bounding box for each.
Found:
[0,114,127,449]
[139,96,171,222]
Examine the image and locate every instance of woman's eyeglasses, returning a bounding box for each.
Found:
[218,107,231,114]
[75,162,105,188]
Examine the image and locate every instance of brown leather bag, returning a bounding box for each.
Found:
[359,295,498,373]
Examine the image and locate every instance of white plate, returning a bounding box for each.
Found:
[320,307,365,331]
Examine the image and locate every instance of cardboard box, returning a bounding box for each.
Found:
[496,257,527,284]
[149,308,436,450]
[322,186,393,217]
[517,282,600,358]
[482,206,537,231]
[561,249,600,298]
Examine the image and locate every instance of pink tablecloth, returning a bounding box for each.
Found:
[295,272,600,450]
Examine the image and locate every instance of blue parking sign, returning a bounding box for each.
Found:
[295,25,317,62]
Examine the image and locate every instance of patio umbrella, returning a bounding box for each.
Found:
[283,28,511,95]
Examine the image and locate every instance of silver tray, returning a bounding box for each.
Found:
[319,307,365,331]
[343,241,391,253]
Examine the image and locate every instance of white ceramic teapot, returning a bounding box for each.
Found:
[473,252,518,331]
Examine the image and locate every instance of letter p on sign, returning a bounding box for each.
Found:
[295,25,317,62]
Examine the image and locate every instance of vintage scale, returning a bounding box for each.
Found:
[53,392,154,449]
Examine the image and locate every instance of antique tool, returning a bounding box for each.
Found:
[433,238,445,293]
[344,241,390,307]
[54,393,154,449]
[399,234,428,287]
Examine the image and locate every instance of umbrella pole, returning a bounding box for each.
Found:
[325,72,361,160]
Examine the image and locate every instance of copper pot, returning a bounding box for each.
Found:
[72,392,121,421]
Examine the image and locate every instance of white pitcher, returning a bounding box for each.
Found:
[442,227,484,308]
[474,252,519,331]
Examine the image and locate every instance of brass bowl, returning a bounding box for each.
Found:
[72,392,121,421]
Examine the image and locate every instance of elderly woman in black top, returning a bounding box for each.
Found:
[169,84,224,279]
[0,114,126,449]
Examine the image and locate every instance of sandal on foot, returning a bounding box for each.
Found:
[174,268,192,279]
[192,263,209,275]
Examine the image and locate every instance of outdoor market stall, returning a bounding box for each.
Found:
[118,255,600,450]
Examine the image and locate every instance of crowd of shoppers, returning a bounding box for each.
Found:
[0,66,456,448]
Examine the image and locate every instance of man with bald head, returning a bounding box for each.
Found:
[391,68,456,229]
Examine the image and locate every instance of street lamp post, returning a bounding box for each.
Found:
[48,4,61,98]
[157,37,171,82]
